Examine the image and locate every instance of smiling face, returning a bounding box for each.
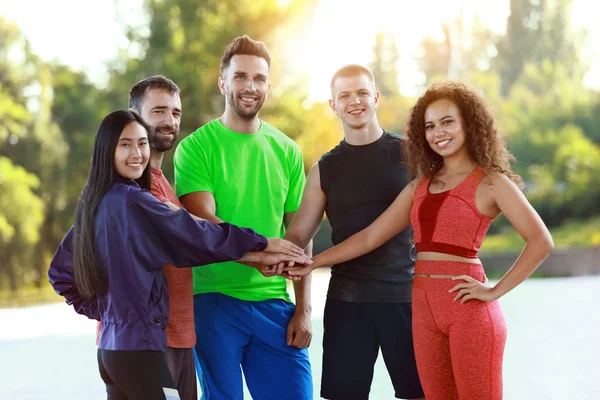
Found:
[113,121,150,180]
[139,88,182,152]
[329,74,379,130]
[219,54,271,121]
[424,98,468,159]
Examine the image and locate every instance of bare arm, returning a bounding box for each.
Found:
[489,174,553,297]
[179,192,223,224]
[307,179,417,270]
[178,192,305,262]
[284,164,327,250]
[285,209,314,348]
[451,173,554,303]
[285,209,314,311]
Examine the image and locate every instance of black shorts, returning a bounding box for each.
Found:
[321,298,424,400]
[97,349,179,400]
[165,347,197,400]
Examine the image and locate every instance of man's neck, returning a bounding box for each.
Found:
[149,150,164,170]
[220,110,261,134]
[343,118,384,146]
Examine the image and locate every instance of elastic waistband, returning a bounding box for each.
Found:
[413,260,485,291]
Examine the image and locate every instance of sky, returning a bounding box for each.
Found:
[1,0,598,101]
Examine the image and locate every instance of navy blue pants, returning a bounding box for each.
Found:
[321,298,424,399]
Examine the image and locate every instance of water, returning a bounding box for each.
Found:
[1,273,599,399]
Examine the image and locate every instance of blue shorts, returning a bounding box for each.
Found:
[193,293,313,399]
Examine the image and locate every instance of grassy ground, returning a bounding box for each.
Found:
[0,283,62,308]
[481,217,600,254]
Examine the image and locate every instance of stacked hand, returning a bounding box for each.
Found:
[258,259,315,280]
[244,238,313,277]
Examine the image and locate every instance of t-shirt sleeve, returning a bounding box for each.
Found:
[128,189,268,268]
[174,136,213,198]
[284,142,306,213]
[150,176,169,203]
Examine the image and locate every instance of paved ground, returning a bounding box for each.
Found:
[1,271,599,399]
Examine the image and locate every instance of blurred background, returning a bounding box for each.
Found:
[1,0,599,297]
[0,0,599,398]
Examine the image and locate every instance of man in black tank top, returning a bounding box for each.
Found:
[282,65,424,399]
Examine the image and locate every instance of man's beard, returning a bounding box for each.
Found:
[227,90,265,121]
[151,126,178,152]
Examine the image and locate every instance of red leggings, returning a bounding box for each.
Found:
[412,260,507,400]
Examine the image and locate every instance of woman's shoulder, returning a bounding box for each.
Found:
[104,180,152,207]
[480,170,520,197]
[406,176,425,197]
[482,170,512,185]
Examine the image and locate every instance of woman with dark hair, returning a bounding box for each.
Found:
[48,109,308,400]
[285,82,554,400]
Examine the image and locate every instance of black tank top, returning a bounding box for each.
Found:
[318,130,414,303]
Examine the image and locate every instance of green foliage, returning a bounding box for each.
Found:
[419,14,496,86]
[0,83,30,145]
[108,0,316,179]
[295,101,343,170]
[502,62,600,225]
[495,0,580,95]
[482,217,600,254]
[0,282,61,308]
[370,32,400,96]
[0,157,45,290]
[1,0,599,293]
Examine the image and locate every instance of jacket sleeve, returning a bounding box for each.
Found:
[47,227,100,320]
[129,188,268,268]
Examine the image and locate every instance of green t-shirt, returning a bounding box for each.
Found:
[174,119,306,302]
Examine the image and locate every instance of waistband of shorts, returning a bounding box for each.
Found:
[413,260,485,291]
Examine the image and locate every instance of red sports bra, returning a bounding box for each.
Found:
[410,166,493,259]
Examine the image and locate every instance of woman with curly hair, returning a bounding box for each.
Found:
[285,81,554,399]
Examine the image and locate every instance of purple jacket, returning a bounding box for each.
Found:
[48,179,267,353]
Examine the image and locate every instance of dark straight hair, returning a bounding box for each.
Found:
[73,109,152,298]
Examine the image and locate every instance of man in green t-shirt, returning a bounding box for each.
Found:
[174,35,313,399]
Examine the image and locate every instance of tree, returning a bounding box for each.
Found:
[504,62,600,225]
[418,11,496,85]
[108,0,317,180]
[494,0,581,96]
[370,32,400,96]
[494,0,546,95]
[0,158,45,290]
[0,18,46,290]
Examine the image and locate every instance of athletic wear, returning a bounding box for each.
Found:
[174,118,305,302]
[318,131,422,398]
[410,168,506,400]
[411,166,493,259]
[165,347,197,400]
[321,299,424,399]
[174,118,311,398]
[193,293,313,400]
[151,168,195,348]
[48,179,268,353]
[412,261,507,400]
[319,131,414,303]
[97,349,178,400]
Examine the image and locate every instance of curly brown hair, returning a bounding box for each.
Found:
[405,81,522,187]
